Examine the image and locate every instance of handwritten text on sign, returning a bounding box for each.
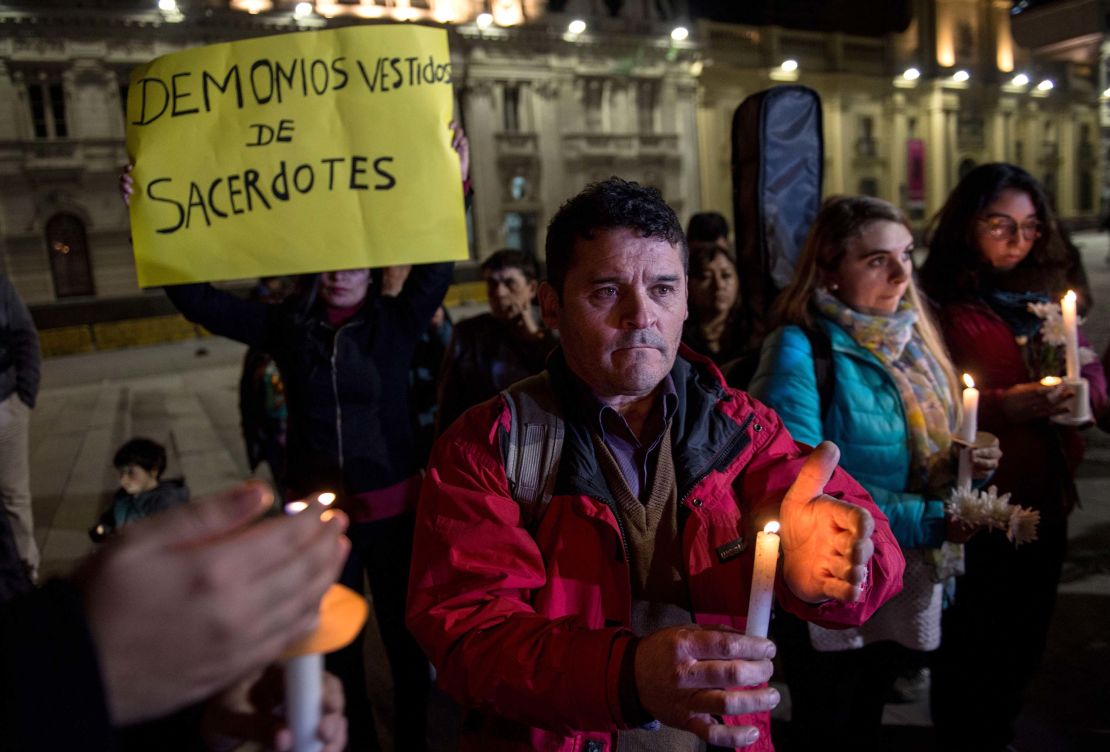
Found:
[126,25,467,287]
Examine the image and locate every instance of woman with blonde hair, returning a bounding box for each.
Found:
[749,195,999,749]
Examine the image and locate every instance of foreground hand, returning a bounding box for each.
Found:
[119,163,135,207]
[970,436,1002,480]
[634,625,778,748]
[1002,382,1071,422]
[780,441,874,603]
[202,667,347,752]
[450,120,469,184]
[77,482,350,725]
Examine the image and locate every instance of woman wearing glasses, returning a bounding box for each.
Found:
[920,162,1106,751]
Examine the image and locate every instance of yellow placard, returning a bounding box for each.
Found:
[126,25,467,287]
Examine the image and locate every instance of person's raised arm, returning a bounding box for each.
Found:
[393,121,468,334]
[120,162,273,347]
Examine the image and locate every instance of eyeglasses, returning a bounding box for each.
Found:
[977,216,1043,242]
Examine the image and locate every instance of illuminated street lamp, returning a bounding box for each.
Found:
[781,59,798,73]
[953,70,969,82]
[1012,73,1030,86]
[671,26,689,42]
[157,0,176,11]
[1036,79,1054,91]
[902,67,920,81]
[568,19,586,35]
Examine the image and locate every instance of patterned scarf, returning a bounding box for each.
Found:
[979,286,1051,340]
[814,289,955,493]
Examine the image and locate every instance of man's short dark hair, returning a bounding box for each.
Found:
[686,211,730,245]
[544,177,687,297]
[481,249,538,282]
[113,438,167,478]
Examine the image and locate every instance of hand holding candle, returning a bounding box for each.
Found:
[745,521,780,638]
[957,374,979,444]
[283,492,340,752]
[778,442,875,604]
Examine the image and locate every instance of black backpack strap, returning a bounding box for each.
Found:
[802,324,835,421]
[501,372,564,532]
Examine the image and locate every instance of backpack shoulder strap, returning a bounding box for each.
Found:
[501,372,565,531]
[802,324,835,421]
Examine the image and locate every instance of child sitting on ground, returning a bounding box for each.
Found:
[89,438,189,542]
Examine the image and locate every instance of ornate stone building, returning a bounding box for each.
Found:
[0,0,699,307]
[696,0,1101,227]
[0,0,1101,316]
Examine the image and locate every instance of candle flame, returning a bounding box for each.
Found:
[1040,376,1062,387]
[764,521,780,534]
[284,500,309,514]
[962,373,975,389]
[1064,290,1076,304]
[317,492,336,506]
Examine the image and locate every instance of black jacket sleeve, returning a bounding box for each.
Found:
[0,275,41,408]
[393,261,454,338]
[164,283,270,349]
[1,580,119,751]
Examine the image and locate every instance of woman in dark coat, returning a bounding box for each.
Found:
[920,163,1107,751]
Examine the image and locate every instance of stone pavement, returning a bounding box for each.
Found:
[23,237,1110,749]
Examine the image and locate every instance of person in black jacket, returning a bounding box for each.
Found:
[121,122,469,751]
[0,273,40,582]
[436,249,556,433]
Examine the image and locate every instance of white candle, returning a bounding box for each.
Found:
[1062,290,1079,380]
[285,653,324,752]
[746,521,781,638]
[957,373,979,444]
[282,492,336,752]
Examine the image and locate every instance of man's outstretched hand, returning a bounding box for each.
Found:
[779,441,874,603]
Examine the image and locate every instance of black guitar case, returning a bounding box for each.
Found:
[731,85,824,347]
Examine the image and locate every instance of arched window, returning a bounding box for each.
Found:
[45,213,95,298]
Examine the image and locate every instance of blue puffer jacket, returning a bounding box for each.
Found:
[748,318,946,550]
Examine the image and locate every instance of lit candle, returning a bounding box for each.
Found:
[957,374,979,444]
[1062,290,1079,380]
[283,493,335,752]
[746,521,781,638]
[1040,376,1062,387]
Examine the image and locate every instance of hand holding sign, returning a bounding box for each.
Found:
[779,441,875,604]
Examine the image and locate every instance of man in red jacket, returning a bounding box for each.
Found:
[407,178,904,751]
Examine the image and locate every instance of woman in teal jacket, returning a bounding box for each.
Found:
[749,195,999,750]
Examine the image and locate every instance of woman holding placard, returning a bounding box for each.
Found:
[749,195,999,749]
[920,162,1107,750]
[121,122,471,752]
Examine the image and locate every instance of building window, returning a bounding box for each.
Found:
[856,116,877,157]
[502,211,538,259]
[26,80,68,139]
[583,79,604,132]
[636,80,658,133]
[45,213,95,298]
[1079,170,1094,212]
[502,83,520,132]
[509,174,528,200]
